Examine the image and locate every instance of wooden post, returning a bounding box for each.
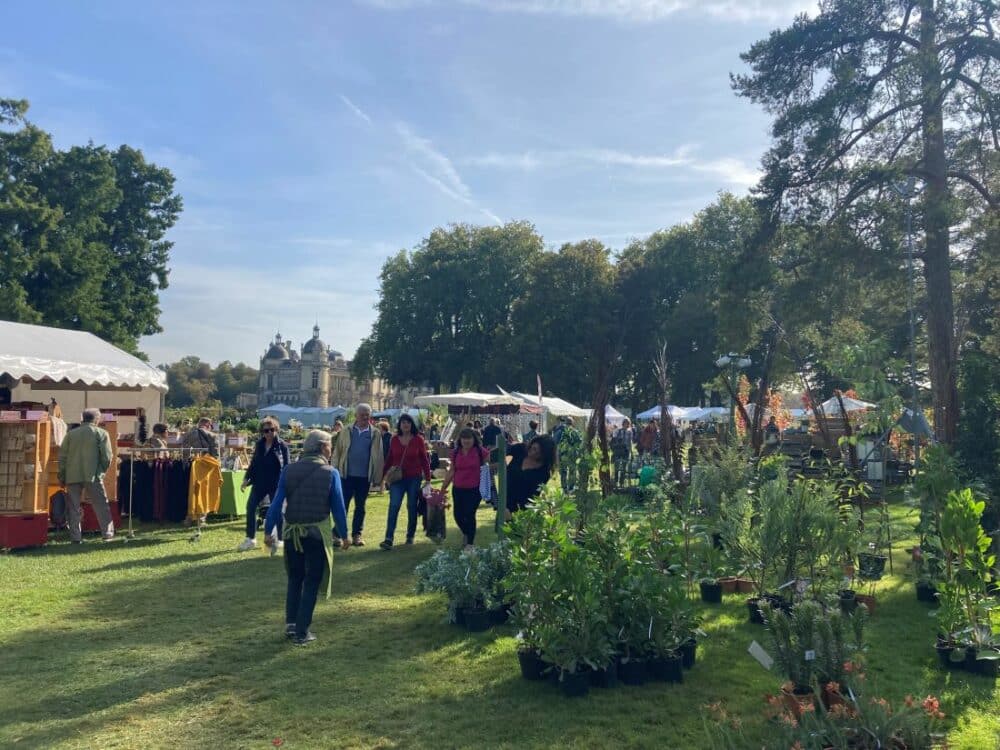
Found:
[495,433,507,538]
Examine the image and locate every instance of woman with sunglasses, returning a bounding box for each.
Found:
[238,417,290,551]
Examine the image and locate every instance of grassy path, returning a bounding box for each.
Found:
[1,495,997,749]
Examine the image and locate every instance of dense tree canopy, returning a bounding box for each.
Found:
[733,0,1000,442]
[161,357,258,408]
[0,99,181,355]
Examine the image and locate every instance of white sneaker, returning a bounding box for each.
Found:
[271,540,283,557]
[237,538,257,552]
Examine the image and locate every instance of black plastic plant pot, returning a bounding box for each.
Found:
[488,605,510,626]
[916,581,938,603]
[935,642,957,670]
[590,659,619,689]
[747,598,765,625]
[973,655,1000,677]
[680,638,697,669]
[838,589,857,614]
[700,580,723,604]
[462,606,491,632]
[560,668,591,698]
[453,607,465,627]
[648,653,684,683]
[517,649,547,681]
[618,658,648,686]
[857,553,887,579]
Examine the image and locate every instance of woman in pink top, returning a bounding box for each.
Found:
[440,427,489,549]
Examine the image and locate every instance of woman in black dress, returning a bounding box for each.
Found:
[505,435,557,515]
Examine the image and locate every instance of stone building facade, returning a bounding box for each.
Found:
[257,326,427,410]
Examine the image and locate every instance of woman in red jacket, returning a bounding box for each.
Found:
[380,413,432,550]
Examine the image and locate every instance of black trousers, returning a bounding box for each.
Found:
[341,475,370,537]
[284,534,328,638]
[245,484,278,539]
[452,487,481,544]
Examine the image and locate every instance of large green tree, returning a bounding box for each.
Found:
[504,240,619,405]
[0,99,181,355]
[734,0,999,442]
[353,222,543,392]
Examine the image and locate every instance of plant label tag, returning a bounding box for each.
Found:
[778,579,796,591]
[695,628,708,639]
[804,650,816,661]
[748,641,773,671]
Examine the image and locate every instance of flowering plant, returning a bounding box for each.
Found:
[706,663,946,750]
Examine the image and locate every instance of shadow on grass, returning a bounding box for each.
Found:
[80,550,232,574]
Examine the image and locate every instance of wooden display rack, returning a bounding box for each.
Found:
[0,415,52,514]
[0,414,52,549]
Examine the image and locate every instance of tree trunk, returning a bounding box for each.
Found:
[918,0,959,443]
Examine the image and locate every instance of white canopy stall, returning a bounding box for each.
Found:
[509,391,588,419]
[414,392,539,442]
[0,321,168,433]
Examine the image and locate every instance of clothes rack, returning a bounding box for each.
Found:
[120,447,212,542]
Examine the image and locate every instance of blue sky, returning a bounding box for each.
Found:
[3,0,815,367]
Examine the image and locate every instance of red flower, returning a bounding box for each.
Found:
[272,739,284,747]
[922,696,940,716]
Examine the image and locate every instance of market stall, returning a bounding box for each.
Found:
[0,320,167,432]
[414,392,541,442]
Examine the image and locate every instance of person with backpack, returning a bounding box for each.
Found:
[439,427,489,550]
[610,418,635,487]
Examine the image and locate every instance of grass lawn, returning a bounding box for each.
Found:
[1,492,998,749]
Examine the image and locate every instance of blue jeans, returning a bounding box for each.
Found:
[386,477,421,543]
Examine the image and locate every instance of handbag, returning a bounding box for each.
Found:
[385,436,414,485]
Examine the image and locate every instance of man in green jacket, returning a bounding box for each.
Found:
[58,408,115,543]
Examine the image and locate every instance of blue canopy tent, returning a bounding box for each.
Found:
[257,404,347,427]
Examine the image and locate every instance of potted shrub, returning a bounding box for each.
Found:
[721,479,787,624]
[533,546,614,697]
[936,487,1000,675]
[698,544,727,604]
[814,603,867,709]
[760,600,823,717]
[414,548,468,624]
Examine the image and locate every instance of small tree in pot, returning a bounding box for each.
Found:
[761,599,824,716]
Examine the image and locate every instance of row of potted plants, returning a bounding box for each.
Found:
[506,488,702,698]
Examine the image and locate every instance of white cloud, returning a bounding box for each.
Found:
[396,122,503,224]
[465,144,760,187]
[339,94,372,124]
[358,0,816,23]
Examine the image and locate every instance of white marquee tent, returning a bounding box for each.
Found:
[414,392,525,409]
[0,321,168,427]
[818,396,877,415]
[510,391,588,419]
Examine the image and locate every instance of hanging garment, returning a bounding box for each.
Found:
[188,455,223,519]
[166,460,192,523]
[153,459,169,521]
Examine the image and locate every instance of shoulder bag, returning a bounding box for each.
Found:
[385,437,414,485]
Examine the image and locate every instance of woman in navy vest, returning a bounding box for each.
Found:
[238,417,290,551]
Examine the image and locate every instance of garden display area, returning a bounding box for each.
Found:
[1,447,998,750]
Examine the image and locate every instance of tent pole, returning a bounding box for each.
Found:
[495,433,507,539]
